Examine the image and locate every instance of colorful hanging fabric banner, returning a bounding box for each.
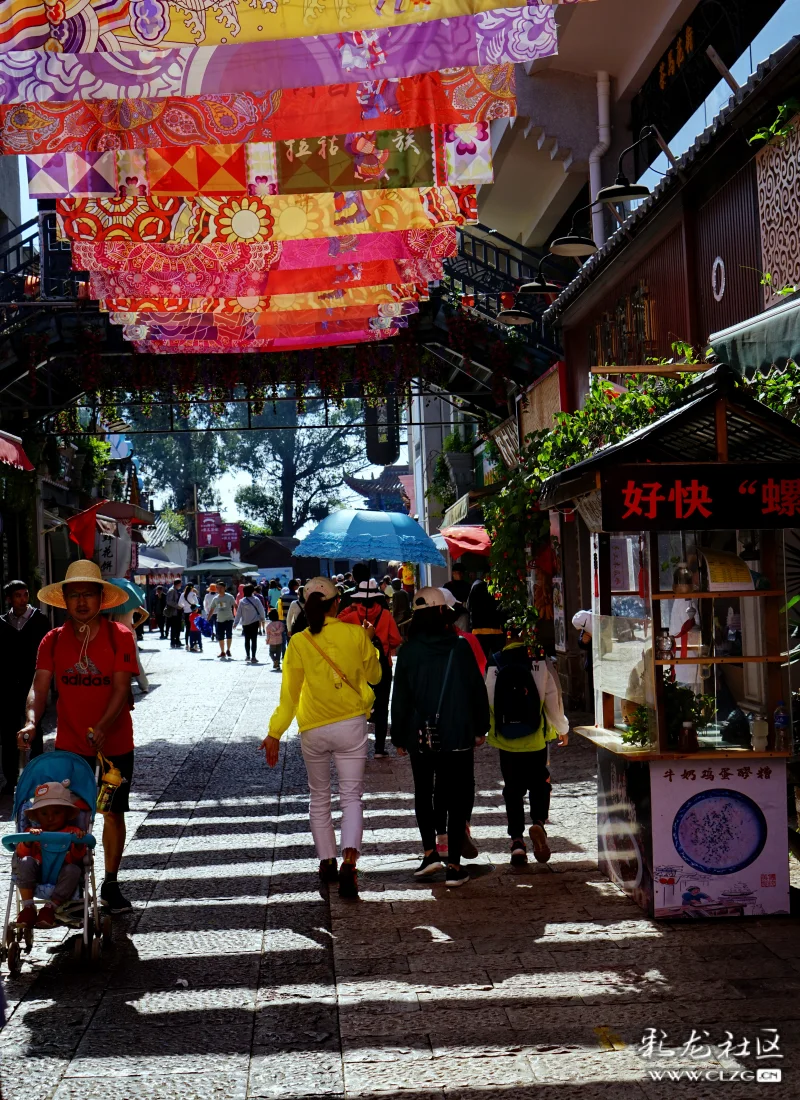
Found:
[88,256,443,298]
[57,185,477,244]
[70,228,456,274]
[109,300,419,326]
[0,10,557,103]
[0,0,569,53]
[27,125,491,199]
[133,330,394,353]
[99,284,421,312]
[1,68,514,155]
[121,315,398,342]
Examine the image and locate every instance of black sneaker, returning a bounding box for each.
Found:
[529,823,552,864]
[338,862,359,899]
[510,839,528,866]
[461,827,479,860]
[445,865,470,888]
[100,881,133,914]
[413,852,443,878]
[319,858,339,884]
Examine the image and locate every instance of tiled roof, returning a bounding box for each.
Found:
[543,36,800,325]
[144,515,188,547]
[344,464,411,496]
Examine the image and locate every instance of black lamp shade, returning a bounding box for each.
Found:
[497,309,535,326]
[519,278,561,295]
[549,234,598,257]
[596,177,650,204]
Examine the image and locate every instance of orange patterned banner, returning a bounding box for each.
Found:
[57,186,477,244]
[1,68,514,154]
[99,284,422,313]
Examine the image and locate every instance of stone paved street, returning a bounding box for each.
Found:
[2,632,800,1099]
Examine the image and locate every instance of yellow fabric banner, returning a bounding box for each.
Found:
[1,0,557,51]
[57,186,476,244]
[99,285,420,312]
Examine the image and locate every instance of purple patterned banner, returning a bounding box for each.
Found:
[0,8,558,103]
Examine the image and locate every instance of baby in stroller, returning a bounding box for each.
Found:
[3,751,105,974]
[13,779,88,929]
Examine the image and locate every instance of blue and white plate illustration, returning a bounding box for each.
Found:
[672,788,767,875]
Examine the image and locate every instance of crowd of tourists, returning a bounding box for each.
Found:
[261,562,569,897]
[2,558,569,927]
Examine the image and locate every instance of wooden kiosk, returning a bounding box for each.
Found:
[540,367,797,919]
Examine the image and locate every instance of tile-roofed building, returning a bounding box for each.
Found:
[344,465,411,513]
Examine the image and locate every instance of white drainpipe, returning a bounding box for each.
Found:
[589,71,611,247]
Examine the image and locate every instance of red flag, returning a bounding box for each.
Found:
[67,500,109,559]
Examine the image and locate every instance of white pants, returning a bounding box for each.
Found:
[300,716,368,860]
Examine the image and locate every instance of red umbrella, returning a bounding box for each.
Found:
[440,525,491,559]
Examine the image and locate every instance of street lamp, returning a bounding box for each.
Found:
[518,255,563,296]
[595,125,658,205]
[496,256,563,325]
[548,200,602,258]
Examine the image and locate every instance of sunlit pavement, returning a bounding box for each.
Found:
[2,632,800,1100]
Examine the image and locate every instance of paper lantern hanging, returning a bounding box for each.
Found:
[499,292,516,310]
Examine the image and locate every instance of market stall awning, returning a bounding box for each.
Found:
[539,365,800,512]
[0,429,34,472]
[710,294,800,374]
[440,525,491,558]
[98,500,155,525]
[183,557,258,575]
[137,551,185,574]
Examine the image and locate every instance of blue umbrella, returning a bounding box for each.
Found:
[105,577,146,615]
[295,510,446,566]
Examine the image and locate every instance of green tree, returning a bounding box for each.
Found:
[229,397,366,536]
[124,405,224,511]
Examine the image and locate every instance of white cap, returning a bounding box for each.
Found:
[413,586,448,611]
[572,610,592,633]
[439,587,458,609]
[351,579,379,599]
[304,576,339,601]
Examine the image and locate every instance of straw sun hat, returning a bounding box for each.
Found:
[38,559,129,610]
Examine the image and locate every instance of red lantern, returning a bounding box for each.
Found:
[499,292,515,310]
[461,294,476,309]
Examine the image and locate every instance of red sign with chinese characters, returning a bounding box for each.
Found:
[197,511,223,549]
[219,523,241,554]
[601,464,800,531]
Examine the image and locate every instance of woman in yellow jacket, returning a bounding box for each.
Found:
[261,576,381,898]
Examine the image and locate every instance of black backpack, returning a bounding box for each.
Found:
[492,651,543,740]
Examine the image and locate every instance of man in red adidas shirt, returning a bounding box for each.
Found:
[17,560,138,914]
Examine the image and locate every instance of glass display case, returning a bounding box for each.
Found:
[591,529,793,756]
[537,367,798,920]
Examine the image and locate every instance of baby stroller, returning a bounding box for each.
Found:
[1,751,111,975]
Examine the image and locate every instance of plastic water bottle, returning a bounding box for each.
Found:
[773,701,792,753]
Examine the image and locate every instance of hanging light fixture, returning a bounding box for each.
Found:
[549,199,602,257]
[497,288,534,326]
[518,255,563,296]
[595,125,658,206]
[497,256,562,325]
[497,307,536,326]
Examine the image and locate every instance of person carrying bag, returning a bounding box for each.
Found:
[391,587,490,887]
[261,576,381,899]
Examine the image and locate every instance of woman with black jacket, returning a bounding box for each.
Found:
[391,587,490,887]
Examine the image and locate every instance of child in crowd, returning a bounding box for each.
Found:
[188,608,203,652]
[13,780,87,929]
[266,610,286,671]
[485,624,569,867]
